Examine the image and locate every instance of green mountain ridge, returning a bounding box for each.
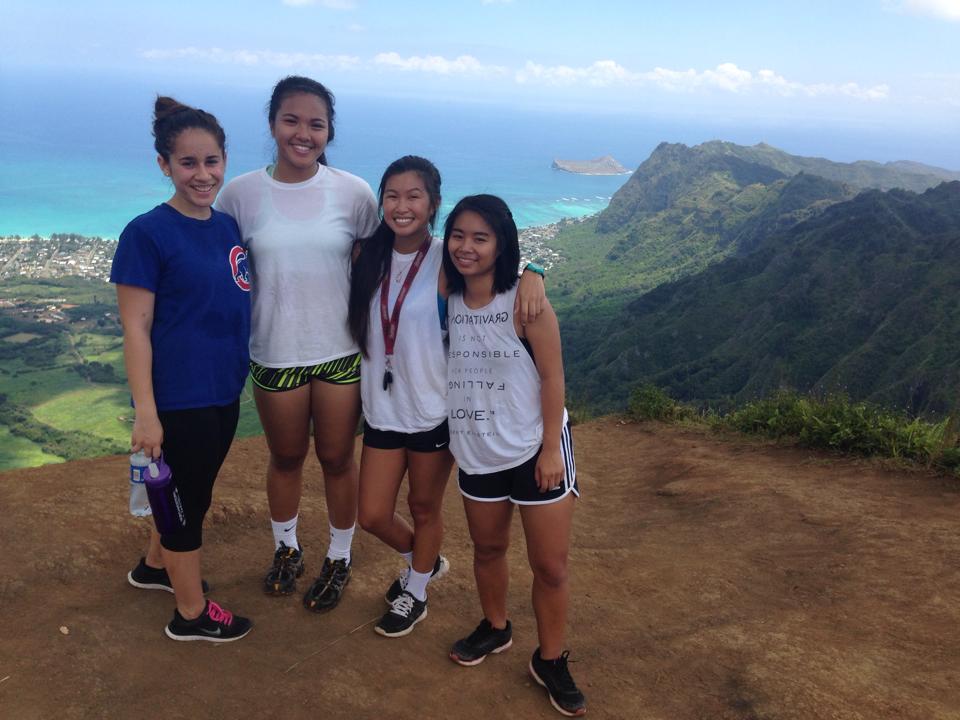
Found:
[562,181,960,415]
[599,140,960,231]
[544,139,954,312]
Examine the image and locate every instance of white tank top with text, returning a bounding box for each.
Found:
[447,286,544,474]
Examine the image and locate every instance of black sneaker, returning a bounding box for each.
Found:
[302,557,351,613]
[449,618,513,666]
[374,590,427,637]
[164,600,253,643]
[263,542,304,596]
[385,554,450,605]
[528,648,587,717]
[127,557,209,594]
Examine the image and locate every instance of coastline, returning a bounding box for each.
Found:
[2,213,600,281]
[518,213,594,270]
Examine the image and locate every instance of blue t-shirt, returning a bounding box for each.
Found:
[110,204,251,411]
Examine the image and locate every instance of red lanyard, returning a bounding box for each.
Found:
[380,236,431,390]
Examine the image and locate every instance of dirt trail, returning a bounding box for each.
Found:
[1,419,958,720]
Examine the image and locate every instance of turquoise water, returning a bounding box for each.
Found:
[2,71,957,238]
[0,75,634,236]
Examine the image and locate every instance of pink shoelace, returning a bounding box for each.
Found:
[206,601,234,626]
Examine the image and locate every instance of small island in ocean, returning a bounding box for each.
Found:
[552,155,631,175]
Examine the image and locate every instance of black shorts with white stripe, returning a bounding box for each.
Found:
[457,421,579,506]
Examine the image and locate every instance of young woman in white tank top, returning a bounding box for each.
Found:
[442,195,586,717]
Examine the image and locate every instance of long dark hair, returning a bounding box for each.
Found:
[442,194,520,296]
[267,75,335,166]
[348,156,442,357]
[153,96,226,161]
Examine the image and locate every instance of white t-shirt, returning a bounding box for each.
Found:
[217,165,379,367]
[361,239,447,433]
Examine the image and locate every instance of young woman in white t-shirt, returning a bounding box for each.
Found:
[217,76,379,613]
[442,195,586,717]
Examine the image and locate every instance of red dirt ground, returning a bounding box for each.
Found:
[1,418,958,719]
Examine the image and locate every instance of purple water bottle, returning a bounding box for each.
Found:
[145,455,187,535]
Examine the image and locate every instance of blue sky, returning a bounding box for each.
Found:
[2,0,958,128]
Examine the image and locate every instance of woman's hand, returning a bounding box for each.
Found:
[131,411,163,459]
[535,447,565,493]
[515,269,546,326]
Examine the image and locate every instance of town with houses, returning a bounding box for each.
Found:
[0,219,573,286]
[0,235,119,328]
[0,234,116,282]
[0,222,574,327]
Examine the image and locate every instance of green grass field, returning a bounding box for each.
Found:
[236,383,263,437]
[0,425,63,469]
[0,364,93,406]
[32,384,132,446]
[25,378,262,453]
[0,277,268,472]
[3,332,42,344]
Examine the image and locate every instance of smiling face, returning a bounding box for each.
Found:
[381,170,437,252]
[446,209,499,279]
[157,127,225,219]
[270,92,330,183]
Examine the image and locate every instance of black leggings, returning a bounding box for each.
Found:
[157,400,240,552]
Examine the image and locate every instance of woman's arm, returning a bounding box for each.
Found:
[518,299,565,493]
[515,268,546,326]
[116,284,163,459]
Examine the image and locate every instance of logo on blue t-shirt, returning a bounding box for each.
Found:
[229,246,251,291]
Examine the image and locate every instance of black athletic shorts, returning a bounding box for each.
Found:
[362,419,450,453]
[457,421,579,505]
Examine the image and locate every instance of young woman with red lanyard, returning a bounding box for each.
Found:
[347,156,545,637]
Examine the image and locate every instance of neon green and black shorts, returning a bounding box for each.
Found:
[249,354,361,392]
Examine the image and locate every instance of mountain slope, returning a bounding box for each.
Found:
[601,141,960,232]
[548,141,959,313]
[563,182,960,414]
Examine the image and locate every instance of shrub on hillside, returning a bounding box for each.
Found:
[724,391,949,466]
[627,384,692,422]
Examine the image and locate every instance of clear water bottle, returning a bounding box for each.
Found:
[145,455,187,535]
[129,450,152,517]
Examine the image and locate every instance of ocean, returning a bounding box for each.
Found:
[2,71,958,238]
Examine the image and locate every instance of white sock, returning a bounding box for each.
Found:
[400,550,414,566]
[271,515,299,551]
[405,567,431,602]
[327,523,355,562]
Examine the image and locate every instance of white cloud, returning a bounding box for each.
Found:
[893,0,960,20]
[373,52,508,76]
[140,49,891,103]
[141,47,361,70]
[516,59,889,101]
[281,0,357,8]
[515,60,637,86]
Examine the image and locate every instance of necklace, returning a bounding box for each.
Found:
[392,249,417,283]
